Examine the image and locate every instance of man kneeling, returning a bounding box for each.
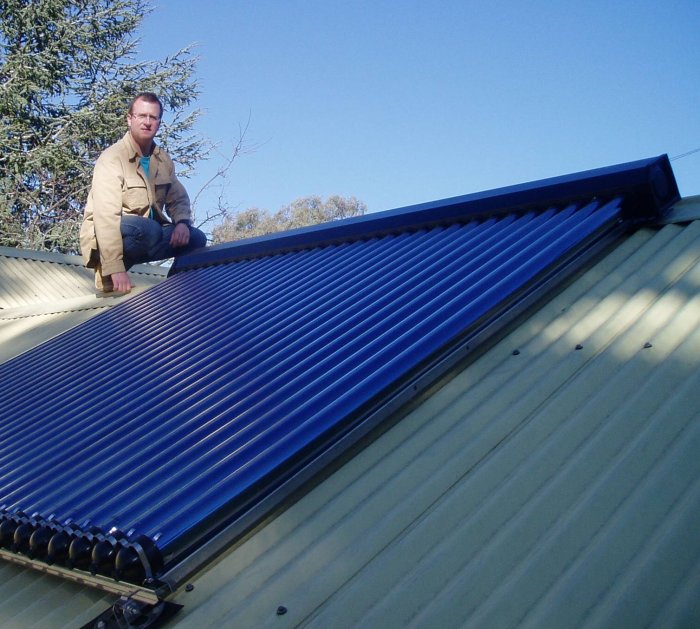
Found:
[80,91,206,294]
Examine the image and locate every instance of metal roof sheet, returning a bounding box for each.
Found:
[0,248,93,309]
[1,218,699,628]
[0,247,167,309]
[0,560,114,627]
[0,248,168,364]
[0,217,696,627]
[3,156,684,612]
[0,196,625,584]
[172,217,700,628]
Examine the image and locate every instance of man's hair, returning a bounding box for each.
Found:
[128,92,164,117]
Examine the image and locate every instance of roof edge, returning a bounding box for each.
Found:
[0,246,86,266]
[0,246,169,276]
[656,194,700,225]
[172,154,679,273]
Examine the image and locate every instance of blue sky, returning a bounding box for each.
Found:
[139,1,700,221]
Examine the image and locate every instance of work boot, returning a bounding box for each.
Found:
[94,265,113,294]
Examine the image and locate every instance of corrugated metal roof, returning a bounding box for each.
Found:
[0,246,167,309]
[0,560,114,628]
[1,214,698,627]
[0,247,94,309]
[0,157,692,627]
[0,247,168,363]
[171,216,700,628]
[0,193,626,587]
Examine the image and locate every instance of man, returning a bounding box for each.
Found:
[80,92,207,294]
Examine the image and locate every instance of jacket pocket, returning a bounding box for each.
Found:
[123,177,149,212]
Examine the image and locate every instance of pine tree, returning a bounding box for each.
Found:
[0,0,204,253]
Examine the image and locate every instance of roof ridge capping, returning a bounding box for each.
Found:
[172,154,679,274]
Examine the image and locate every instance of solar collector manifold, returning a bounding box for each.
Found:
[0,508,163,585]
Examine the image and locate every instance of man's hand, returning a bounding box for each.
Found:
[111,271,132,293]
[170,222,191,248]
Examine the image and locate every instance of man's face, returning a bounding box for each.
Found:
[127,98,161,149]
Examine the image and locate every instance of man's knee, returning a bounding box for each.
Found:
[188,225,207,250]
[121,215,164,266]
[121,215,162,245]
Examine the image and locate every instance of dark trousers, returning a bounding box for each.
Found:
[120,215,207,269]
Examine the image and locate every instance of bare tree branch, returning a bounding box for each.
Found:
[191,112,261,231]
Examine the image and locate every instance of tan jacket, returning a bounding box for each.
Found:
[80,132,192,276]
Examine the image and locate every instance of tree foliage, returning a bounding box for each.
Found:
[0,0,205,253]
[211,195,368,244]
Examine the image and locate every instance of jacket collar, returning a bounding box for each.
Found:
[121,131,161,162]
